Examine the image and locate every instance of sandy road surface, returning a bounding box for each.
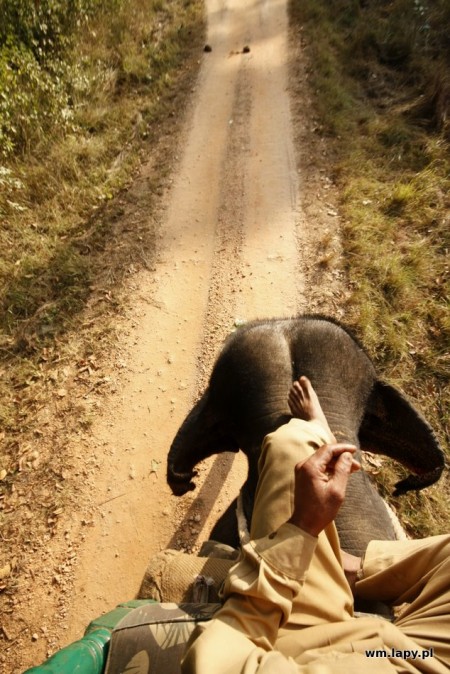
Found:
[6,0,346,669]
[65,0,306,637]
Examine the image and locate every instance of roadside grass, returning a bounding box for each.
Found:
[290,0,449,537]
[0,1,204,524]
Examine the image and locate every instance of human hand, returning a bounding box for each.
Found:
[288,444,360,537]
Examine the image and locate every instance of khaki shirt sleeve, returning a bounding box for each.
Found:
[182,523,317,673]
[182,527,400,674]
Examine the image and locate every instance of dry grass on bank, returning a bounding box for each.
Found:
[290,0,449,537]
[0,0,204,570]
[0,0,204,431]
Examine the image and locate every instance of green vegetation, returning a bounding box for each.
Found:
[290,0,449,536]
[0,1,204,451]
[0,1,117,157]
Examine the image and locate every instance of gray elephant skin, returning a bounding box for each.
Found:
[167,316,445,557]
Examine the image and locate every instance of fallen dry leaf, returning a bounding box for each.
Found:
[150,459,161,476]
[363,452,384,468]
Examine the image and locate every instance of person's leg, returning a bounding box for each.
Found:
[250,377,354,627]
[356,535,450,667]
[251,376,336,538]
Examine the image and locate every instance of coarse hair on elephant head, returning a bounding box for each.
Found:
[166,315,445,556]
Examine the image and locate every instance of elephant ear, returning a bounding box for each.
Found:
[359,381,445,496]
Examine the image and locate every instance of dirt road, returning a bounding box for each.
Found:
[66,0,307,635]
[7,0,345,669]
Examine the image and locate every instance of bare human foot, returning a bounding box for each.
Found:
[288,376,335,440]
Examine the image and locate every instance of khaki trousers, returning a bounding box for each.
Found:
[253,419,450,673]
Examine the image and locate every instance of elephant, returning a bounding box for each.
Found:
[167,315,445,558]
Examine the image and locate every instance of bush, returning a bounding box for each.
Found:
[0,0,122,57]
[0,0,123,156]
[0,44,73,155]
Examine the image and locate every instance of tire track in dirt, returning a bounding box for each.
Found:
[188,0,307,547]
[197,0,306,384]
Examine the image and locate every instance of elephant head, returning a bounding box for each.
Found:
[167,316,445,556]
